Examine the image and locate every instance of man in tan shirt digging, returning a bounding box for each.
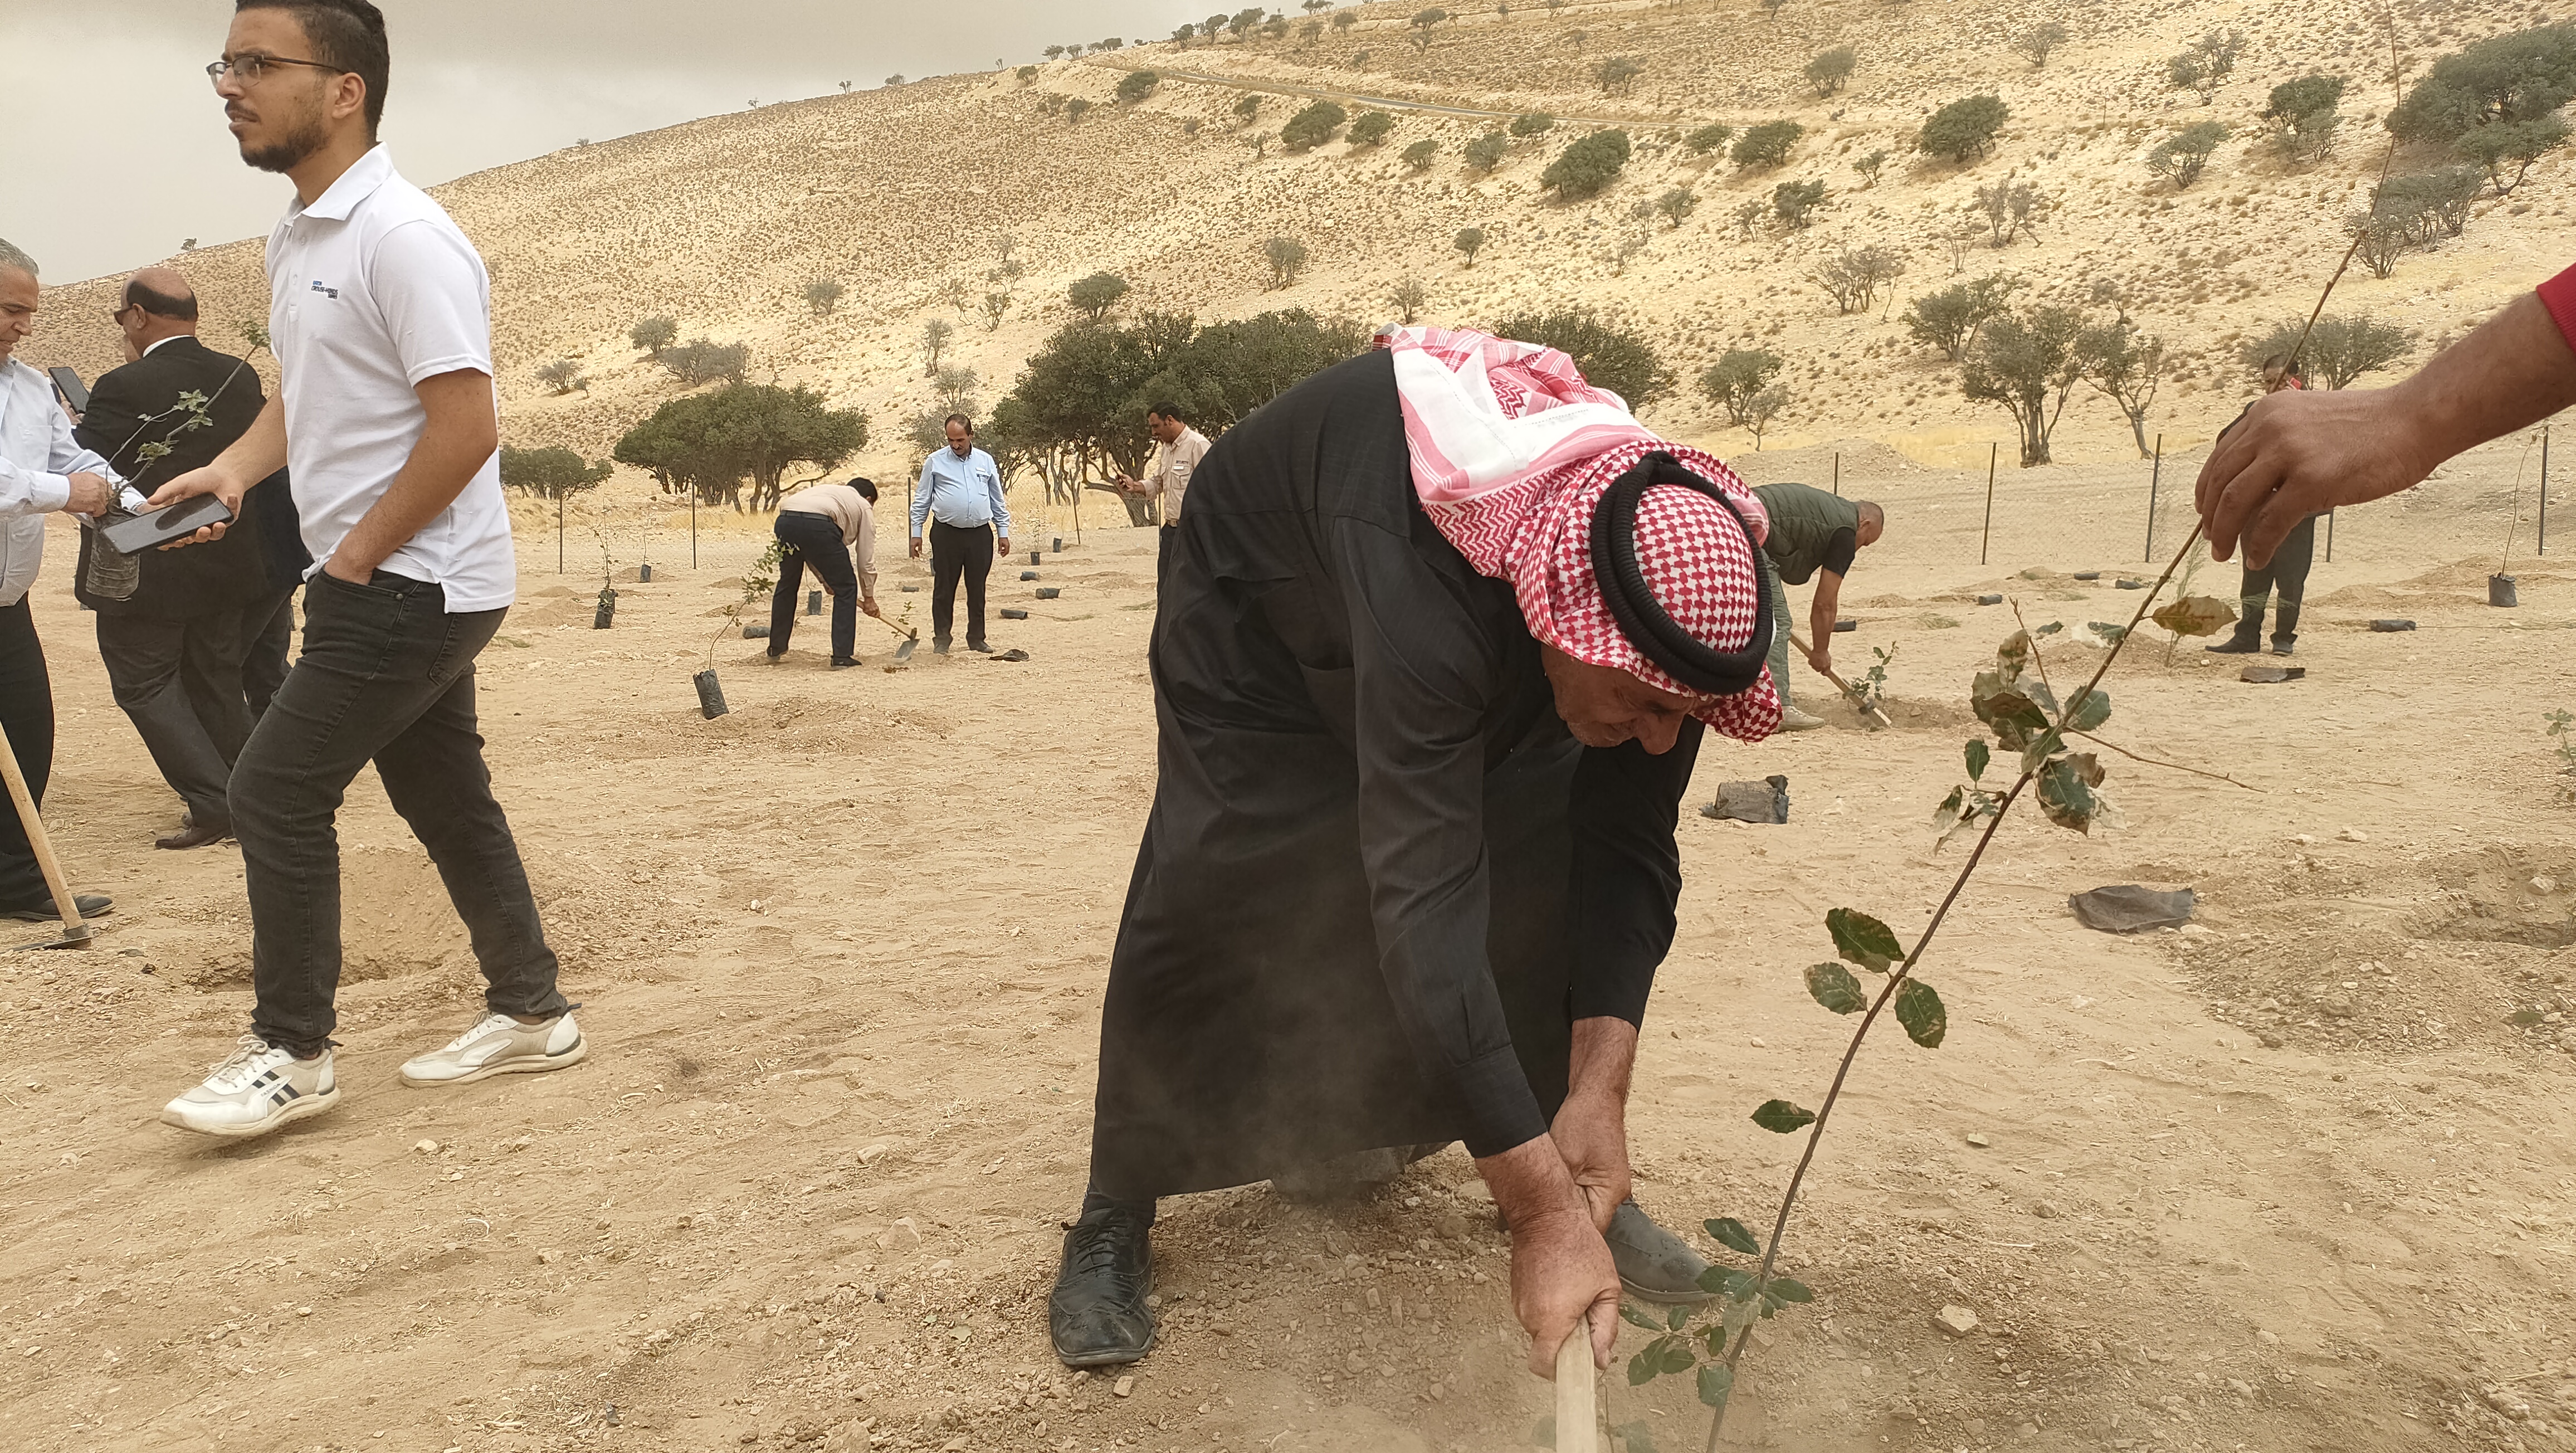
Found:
[768,477,881,667]
[1112,402,1211,583]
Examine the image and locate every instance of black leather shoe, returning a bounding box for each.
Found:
[830,656,861,670]
[156,820,232,850]
[933,636,953,656]
[3,893,113,923]
[1606,1199,1718,1305]
[1049,1208,1155,1367]
[968,640,994,654]
[2270,640,2295,656]
[2204,635,2262,654]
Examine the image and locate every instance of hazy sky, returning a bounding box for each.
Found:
[5,0,1196,284]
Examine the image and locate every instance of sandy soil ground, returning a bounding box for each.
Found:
[8,436,2576,1453]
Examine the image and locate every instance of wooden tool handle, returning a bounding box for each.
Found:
[0,718,90,946]
[1555,1311,1598,1453]
[1787,630,1894,728]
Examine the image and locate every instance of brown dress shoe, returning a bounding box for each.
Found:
[156,820,233,850]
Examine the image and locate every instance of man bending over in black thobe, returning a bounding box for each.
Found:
[1051,328,1787,1382]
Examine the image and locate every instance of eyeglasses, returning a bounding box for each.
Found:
[206,54,347,86]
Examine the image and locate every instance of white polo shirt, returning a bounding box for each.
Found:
[267,145,516,611]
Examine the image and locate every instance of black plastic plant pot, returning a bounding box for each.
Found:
[640,563,653,583]
[693,669,729,719]
[742,623,770,639]
[1036,587,1062,599]
[808,589,823,616]
[1029,550,1042,566]
[2491,574,2519,608]
[1000,608,1030,621]
[1021,571,1040,581]
[594,589,617,630]
[1052,538,1063,553]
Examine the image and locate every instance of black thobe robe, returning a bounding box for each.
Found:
[1087,350,1705,1202]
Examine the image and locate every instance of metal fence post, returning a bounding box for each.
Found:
[2542,422,2551,557]
[692,489,699,569]
[1832,451,1840,496]
[1980,442,1997,567]
[2325,508,2335,563]
[2145,433,2162,563]
[557,494,564,574]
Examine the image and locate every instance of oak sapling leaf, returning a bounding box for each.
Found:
[1764,1276,1814,1304]
[2152,594,2237,638]
[1621,1301,1666,1332]
[1964,739,1990,782]
[2065,687,2111,732]
[1806,961,1868,1013]
[1629,1347,1662,1386]
[1705,1217,1762,1256]
[1697,1362,1736,1411]
[1668,1304,1691,1330]
[1980,688,2051,750]
[1697,1265,1758,1298]
[1752,1099,1817,1133]
[1661,1337,1697,1373]
[2035,753,2107,833]
[1826,907,1903,971]
[1894,978,1948,1047]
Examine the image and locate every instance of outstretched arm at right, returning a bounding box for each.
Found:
[2197,284,2576,568]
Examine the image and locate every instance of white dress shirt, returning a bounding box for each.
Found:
[267,144,517,611]
[0,357,119,608]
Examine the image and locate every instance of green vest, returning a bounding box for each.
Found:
[1751,482,1861,586]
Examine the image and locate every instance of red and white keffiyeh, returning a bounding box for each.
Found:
[1378,325,1780,742]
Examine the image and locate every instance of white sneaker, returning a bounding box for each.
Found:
[160,1037,340,1138]
[1777,705,1828,731]
[400,1011,588,1087]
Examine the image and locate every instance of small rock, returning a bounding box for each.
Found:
[1933,1305,1980,1337]
[1020,571,1040,581]
[1976,593,2004,605]
[856,1143,890,1166]
[1964,1133,1992,1148]
[2030,1200,2060,1218]
[2255,1329,2280,1347]
[412,1139,438,1154]
[2534,876,2558,894]
[2072,571,2101,581]
[2339,827,2368,842]
[999,608,1030,620]
[1702,775,1790,825]
[2367,618,2417,632]
[1113,1376,1135,1398]
[537,1250,560,1264]
[1035,587,1062,599]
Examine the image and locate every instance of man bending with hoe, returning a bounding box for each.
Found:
[1748,481,1881,730]
[1050,329,1785,1379]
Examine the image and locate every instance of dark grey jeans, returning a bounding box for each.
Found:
[234,570,565,1056]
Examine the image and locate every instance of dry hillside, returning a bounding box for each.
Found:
[27,0,2575,485]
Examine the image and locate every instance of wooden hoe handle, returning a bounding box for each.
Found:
[1555,1311,1598,1453]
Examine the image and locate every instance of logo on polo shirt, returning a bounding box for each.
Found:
[309,280,340,299]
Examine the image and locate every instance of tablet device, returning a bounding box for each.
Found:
[100,496,235,554]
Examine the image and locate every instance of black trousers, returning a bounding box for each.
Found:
[769,511,858,660]
[242,590,295,721]
[929,520,993,646]
[233,571,566,1056]
[0,598,53,910]
[96,612,255,830]
[2235,513,2317,644]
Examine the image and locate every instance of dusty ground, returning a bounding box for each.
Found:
[8,431,2576,1453]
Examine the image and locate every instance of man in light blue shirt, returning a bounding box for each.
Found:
[909,413,1011,654]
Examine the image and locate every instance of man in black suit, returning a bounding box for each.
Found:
[73,269,296,850]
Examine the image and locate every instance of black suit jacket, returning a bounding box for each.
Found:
[72,337,292,618]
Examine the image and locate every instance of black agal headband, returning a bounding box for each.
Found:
[1587,452,1776,698]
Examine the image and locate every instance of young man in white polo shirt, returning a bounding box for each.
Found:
[149,0,584,1138]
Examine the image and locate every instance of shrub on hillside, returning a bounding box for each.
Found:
[2374,166,2484,242]
[500,446,611,498]
[1853,148,1890,187]
[1455,227,1488,266]
[803,278,846,316]
[1811,244,1904,313]
[1698,348,1783,426]
[1974,181,2047,246]
[1068,272,1131,321]
[2385,23,2576,145]
[2146,121,2228,188]
[1685,123,1734,156]
[1918,95,2008,162]
[1348,110,1396,147]
[2262,74,2346,162]
[534,358,588,395]
[1117,70,1160,104]
[1511,113,1557,138]
[656,339,750,387]
[2165,29,2245,105]
[1485,306,1675,408]
[2237,314,2417,389]
[1773,179,1827,228]
[1063,97,1093,124]
[1389,277,1428,326]
[1541,129,1633,198]
[1465,132,1509,172]
[1902,274,2019,359]
[1803,46,1856,96]
[2012,22,2069,69]
[630,316,680,354]
[1263,236,1311,288]
[1731,120,1803,167]
[1280,99,1349,150]
[1235,94,1263,123]
[2456,115,2572,195]
[1960,304,2087,466]
[1654,187,1697,227]
[613,384,867,511]
[1402,138,1441,172]
[1595,56,1645,95]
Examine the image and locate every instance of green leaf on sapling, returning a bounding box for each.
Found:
[2036,753,2105,833]
[1660,1337,1697,1374]
[1720,1297,1759,1333]
[1697,1362,1736,1412]
[1981,689,2051,750]
[1628,1345,1663,1386]
[1894,978,1948,1048]
[1826,907,1904,971]
[1667,1304,1691,1330]
[2065,688,2111,733]
[1705,1218,1762,1256]
[1806,961,1870,1012]
[1696,1266,1758,1299]
[1765,1276,1814,1303]
[1752,1099,1817,1133]
[1620,1302,1666,1332]
[1931,786,1965,839]
[1964,739,1990,782]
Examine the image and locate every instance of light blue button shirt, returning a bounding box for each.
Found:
[910,445,1009,540]
[0,358,121,607]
